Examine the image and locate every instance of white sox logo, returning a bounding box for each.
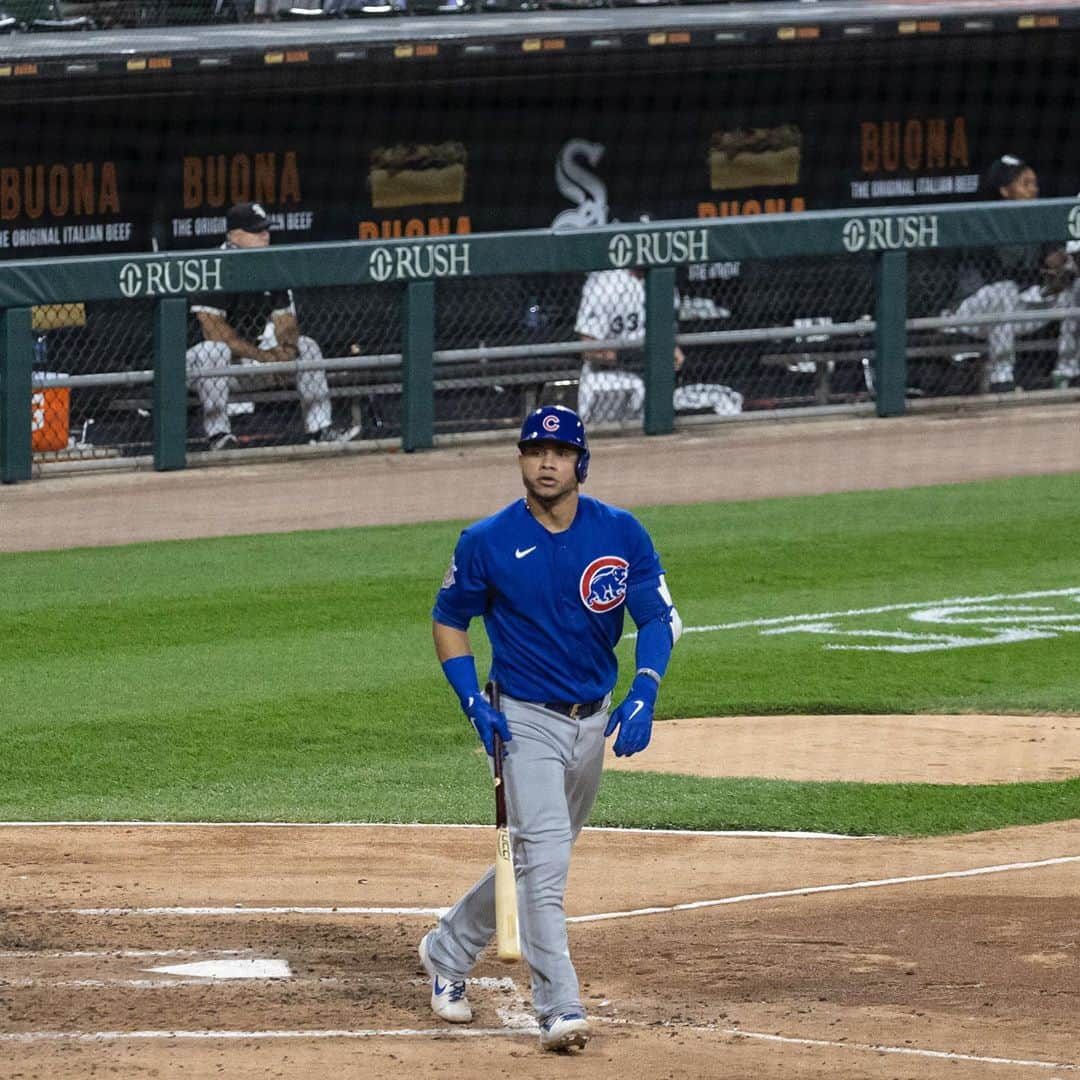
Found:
[580,555,629,613]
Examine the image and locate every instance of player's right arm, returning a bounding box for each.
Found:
[260,289,301,364]
[433,621,471,664]
[432,531,510,755]
[433,619,511,756]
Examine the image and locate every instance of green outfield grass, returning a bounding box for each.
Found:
[1,473,1078,833]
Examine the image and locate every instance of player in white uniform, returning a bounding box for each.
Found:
[575,213,742,422]
[186,202,357,450]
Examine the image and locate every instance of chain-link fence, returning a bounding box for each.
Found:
[30,285,406,462]
[907,246,1080,397]
[26,241,1080,467]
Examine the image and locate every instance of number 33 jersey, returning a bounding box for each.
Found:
[574,269,646,344]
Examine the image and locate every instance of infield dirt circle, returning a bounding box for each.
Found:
[2,404,1079,1078]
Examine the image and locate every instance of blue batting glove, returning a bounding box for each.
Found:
[464,694,512,757]
[604,674,659,758]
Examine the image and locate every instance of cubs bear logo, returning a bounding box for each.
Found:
[579,555,629,613]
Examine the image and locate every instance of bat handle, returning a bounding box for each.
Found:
[487,682,507,825]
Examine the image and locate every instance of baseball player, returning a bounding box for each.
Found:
[946,157,1073,389]
[576,212,742,421]
[186,201,358,450]
[575,264,678,422]
[420,404,681,1052]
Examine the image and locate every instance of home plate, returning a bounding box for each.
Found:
[146,958,291,980]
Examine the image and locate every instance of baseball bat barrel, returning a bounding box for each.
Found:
[487,682,521,963]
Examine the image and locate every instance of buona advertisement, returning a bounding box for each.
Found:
[1,27,1075,265]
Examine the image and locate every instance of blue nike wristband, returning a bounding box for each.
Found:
[441,654,483,708]
[627,671,660,709]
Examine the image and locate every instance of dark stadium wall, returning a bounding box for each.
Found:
[0,30,1076,262]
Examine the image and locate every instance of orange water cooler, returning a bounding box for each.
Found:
[31,374,71,453]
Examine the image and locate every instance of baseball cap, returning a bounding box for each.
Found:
[226,202,270,233]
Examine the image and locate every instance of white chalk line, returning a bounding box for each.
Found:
[0,822,868,840]
[2,1019,1075,1070]
[1,978,301,990]
[39,905,448,917]
[13,853,1076,922]
[725,1028,1078,1072]
[4,974,520,993]
[597,1018,1079,1072]
[0,1027,527,1044]
[0,949,244,959]
[3,957,1073,1070]
[567,854,1080,924]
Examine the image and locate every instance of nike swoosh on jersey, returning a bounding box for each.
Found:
[514,546,537,559]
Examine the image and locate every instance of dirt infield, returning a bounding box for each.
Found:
[608,713,1080,784]
[2,823,1078,1078]
[2,404,1079,1077]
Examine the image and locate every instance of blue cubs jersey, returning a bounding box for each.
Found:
[432,494,668,702]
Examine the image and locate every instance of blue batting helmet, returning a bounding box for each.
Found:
[518,405,590,483]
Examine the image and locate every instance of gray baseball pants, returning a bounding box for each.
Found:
[424,694,609,1023]
[185,337,332,438]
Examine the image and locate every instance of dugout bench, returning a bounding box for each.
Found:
[103,355,584,448]
[759,333,1066,403]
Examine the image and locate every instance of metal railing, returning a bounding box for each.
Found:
[3,197,1080,483]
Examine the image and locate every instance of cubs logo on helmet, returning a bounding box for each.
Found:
[579,555,629,613]
[518,405,590,483]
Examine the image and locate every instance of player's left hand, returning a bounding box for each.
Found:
[605,674,659,757]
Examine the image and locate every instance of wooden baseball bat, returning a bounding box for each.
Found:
[488,681,521,963]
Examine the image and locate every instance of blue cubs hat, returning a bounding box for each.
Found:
[518,405,590,483]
